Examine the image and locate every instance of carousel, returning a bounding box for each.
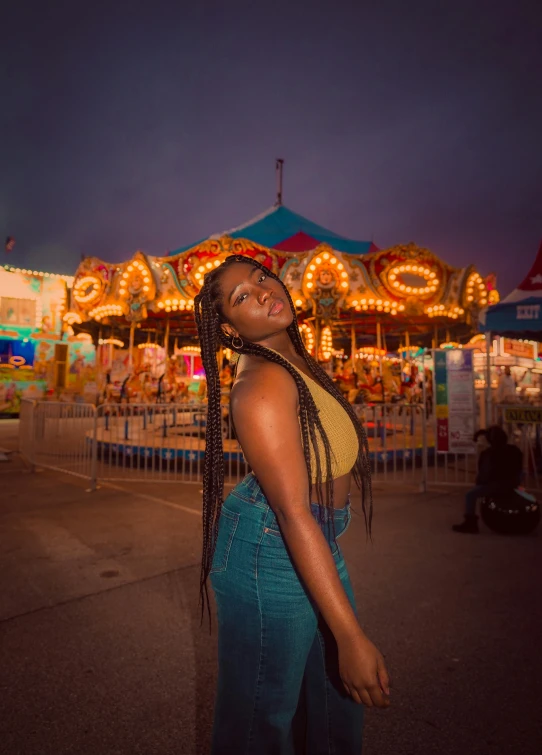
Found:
[63,217,499,466]
[65,229,498,404]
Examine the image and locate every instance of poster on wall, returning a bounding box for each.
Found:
[434,349,476,454]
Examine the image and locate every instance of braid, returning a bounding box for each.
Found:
[194,254,373,622]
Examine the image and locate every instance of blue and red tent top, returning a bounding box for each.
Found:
[481,240,542,336]
[169,205,377,256]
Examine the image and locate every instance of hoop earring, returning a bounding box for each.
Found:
[232,335,244,350]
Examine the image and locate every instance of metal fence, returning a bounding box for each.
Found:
[18,398,542,493]
[19,399,97,482]
[18,399,439,490]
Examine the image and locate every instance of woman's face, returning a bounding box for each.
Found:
[218,262,293,343]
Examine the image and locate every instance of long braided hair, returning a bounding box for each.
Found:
[194,254,372,620]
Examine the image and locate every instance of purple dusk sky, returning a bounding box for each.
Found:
[1,0,541,295]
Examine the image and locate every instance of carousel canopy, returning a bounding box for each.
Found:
[481,241,542,337]
[170,205,377,256]
[67,234,494,352]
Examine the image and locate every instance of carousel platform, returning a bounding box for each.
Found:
[89,411,435,466]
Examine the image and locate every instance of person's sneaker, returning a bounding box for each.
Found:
[452,514,480,534]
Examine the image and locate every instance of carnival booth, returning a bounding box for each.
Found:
[0,265,96,415]
[480,241,542,407]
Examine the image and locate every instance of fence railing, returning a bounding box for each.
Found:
[18,399,541,492]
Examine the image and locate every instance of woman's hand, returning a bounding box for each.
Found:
[338,632,391,708]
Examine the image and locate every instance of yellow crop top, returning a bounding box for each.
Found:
[269,350,359,482]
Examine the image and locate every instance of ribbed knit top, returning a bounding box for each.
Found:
[268,349,359,482]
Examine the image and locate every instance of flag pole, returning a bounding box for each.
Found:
[275,159,284,206]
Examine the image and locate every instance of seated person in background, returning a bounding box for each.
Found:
[452,426,523,535]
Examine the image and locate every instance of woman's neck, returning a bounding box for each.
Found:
[256,336,298,361]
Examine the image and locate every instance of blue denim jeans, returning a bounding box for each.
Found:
[210,473,363,755]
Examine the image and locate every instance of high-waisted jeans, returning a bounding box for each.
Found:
[210,473,363,754]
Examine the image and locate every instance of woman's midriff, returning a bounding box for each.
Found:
[313,471,352,508]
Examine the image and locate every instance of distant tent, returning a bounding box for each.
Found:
[170,205,376,256]
[481,241,542,336]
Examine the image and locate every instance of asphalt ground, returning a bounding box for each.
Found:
[0,419,541,755]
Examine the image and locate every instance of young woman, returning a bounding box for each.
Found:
[194,255,390,754]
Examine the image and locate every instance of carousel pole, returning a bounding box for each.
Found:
[128,322,135,371]
[350,320,356,363]
[164,317,170,358]
[315,318,321,363]
[485,331,492,427]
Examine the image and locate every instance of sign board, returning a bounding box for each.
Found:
[502,338,535,360]
[434,349,476,454]
[503,406,542,424]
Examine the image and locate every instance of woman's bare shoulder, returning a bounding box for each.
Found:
[231,359,297,405]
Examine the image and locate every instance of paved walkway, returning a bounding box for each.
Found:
[0,420,541,754]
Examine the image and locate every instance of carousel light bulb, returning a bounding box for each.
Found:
[391,309,397,315]
[368,298,375,305]
[393,280,400,288]
[330,257,337,264]
[337,263,344,270]
[352,300,359,306]
[412,265,419,272]
[214,260,220,267]
[433,279,440,285]
[307,272,313,279]
[195,272,202,280]
[405,265,412,271]
[389,273,396,281]
[307,282,313,289]
[143,285,149,292]
[309,264,316,271]
[316,257,322,264]
[361,298,367,304]
[429,272,436,278]
[355,305,361,311]
[206,262,213,269]
[341,271,348,278]
[323,252,330,260]
[158,302,164,309]
[377,305,383,311]
[166,299,171,305]
[399,284,406,291]
[295,299,303,306]
[384,307,390,313]
[399,304,405,311]
[128,265,133,272]
[341,281,348,288]
[166,306,171,312]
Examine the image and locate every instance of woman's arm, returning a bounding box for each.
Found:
[230,366,390,707]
